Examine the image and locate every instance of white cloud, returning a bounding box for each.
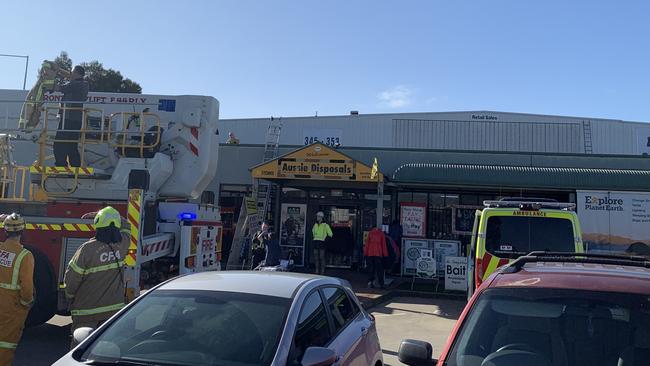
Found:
[378,85,413,108]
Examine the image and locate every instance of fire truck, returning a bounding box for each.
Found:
[0,89,223,326]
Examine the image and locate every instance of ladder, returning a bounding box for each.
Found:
[254,117,283,222]
[227,117,283,269]
[582,120,593,154]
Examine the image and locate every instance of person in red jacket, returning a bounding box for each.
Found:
[364,227,388,289]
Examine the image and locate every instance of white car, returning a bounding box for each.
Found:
[54,272,383,366]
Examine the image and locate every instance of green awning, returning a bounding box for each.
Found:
[392,163,650,191]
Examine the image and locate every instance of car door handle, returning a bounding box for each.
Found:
[361,326,369,336]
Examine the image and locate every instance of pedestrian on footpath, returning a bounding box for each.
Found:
[365,227,388,289]
[311,211,333,275]
[0,213,34,366]
[64,206,129,348]
[251,222,271,269]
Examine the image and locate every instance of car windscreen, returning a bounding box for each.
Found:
[485,216,575,258]
[79,289,291,366]
[445,288,650,366]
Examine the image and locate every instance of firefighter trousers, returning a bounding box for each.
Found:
[70,314,112,349]
[0,308,28,366]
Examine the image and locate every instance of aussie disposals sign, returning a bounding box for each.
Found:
[577,190,650,256]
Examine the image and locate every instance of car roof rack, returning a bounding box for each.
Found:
[483,200,576,210]
[503,251,650,273]
[499,197,558,203]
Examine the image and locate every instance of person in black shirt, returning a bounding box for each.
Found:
[54,65,89,167]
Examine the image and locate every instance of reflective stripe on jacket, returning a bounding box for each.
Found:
[312,223,333,241]
[64,233,129,318]
[0,240,34,308]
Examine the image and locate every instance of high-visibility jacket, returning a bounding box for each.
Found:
[19,73,56,129]
[64,233,129,319]
[0,239,34,359]
[312,223,333,242]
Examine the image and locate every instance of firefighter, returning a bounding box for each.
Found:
[64,206,128,348]
[0,213,34,366]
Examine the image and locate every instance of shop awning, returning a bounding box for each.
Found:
[392,163,650,191]
[251,143,384,183]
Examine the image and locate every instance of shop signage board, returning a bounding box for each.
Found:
[401,202,427,238]
[577,191,650,256]
[251,143,383,182]
[635,127,650,155]
[445,256,468,292]
[452,205,480,235]
[434,240,460,278]
[245,197,257,214]
[402,238,432,275]
[415,249,436,278]
[280,203,307,266]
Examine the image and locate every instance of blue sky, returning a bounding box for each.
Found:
[1,0,649,121]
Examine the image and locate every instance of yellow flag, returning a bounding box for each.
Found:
[371,157,379,180]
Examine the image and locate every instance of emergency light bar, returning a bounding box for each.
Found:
[178,212,197,220]
[483,200,576,211]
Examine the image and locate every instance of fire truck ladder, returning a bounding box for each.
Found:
[0,134,30,201]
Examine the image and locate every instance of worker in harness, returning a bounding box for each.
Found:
[53,65,89,167]
[0,213,34,366]
[19,60,59,130]
[63,206,128,348]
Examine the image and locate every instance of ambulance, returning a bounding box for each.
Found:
[467,198,583,297]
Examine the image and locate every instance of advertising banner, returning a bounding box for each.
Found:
[577,191,650,256]
[434,240,460,278]
[445,256,468,292]
[401,238,433,275]
[400,203,427,238]
[280,203,307,265]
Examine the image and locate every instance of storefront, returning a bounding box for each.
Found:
[251,143,386,269]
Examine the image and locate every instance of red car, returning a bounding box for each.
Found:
[398,252,650,366]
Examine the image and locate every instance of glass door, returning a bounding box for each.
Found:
[320,205,357,268]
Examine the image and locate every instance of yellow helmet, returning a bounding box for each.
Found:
[94,206,121,229]
[3,213,26,232]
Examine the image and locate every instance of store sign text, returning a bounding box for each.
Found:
[279,161,352,177]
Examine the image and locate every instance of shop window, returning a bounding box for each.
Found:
[398,192,412,204]
[282,188,307,199]
[460,194,479,205]
[430,193,445,206]
[412,192,428,204]
[444,194,460,206]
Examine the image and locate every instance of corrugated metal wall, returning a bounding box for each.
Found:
[391,119,583,153]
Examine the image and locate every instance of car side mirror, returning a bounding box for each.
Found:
[301,347,337,366]
[73,327,95,345]
[398,339,436,366]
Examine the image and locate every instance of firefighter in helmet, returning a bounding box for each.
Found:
[0,213,34,365]
[64,206,129,348]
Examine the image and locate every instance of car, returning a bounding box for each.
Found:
[53,271,383,366]
[398,252,650,366]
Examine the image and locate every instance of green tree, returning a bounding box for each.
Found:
[52,51,142,93]
[53,51,72,85]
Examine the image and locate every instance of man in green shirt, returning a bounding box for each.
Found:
[311,211,333,275]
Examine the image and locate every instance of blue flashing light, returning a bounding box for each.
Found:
[178,212,197,221]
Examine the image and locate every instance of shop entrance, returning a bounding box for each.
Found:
[319,205,358,268]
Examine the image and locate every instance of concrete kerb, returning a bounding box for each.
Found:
[361,289,467,310]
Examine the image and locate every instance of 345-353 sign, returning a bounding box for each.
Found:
[303,128,342,147]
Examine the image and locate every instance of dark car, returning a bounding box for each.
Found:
[398,252,650,366]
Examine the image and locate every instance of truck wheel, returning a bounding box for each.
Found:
[24,246,57,327]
